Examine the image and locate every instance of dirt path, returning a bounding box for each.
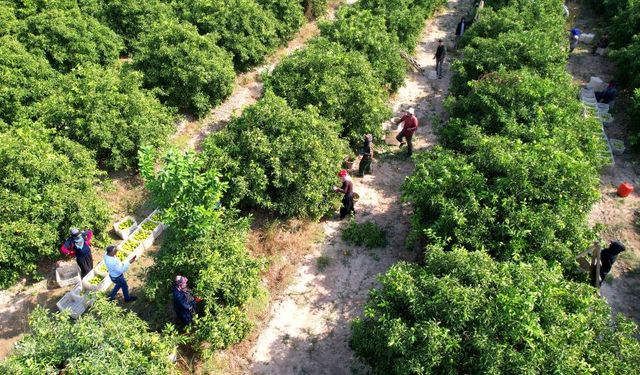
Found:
[567,3,640,324]
[249,1,470,374]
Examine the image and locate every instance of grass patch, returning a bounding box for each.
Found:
[316,255,332,272]
[342,219,387,248]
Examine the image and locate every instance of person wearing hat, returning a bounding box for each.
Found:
[394,108,419,156]
[104,245,137,302]
[333,169,355,219]
[60,228,94,277]
[592,240,626,286]
[358,134,374,177]
[173,275,201,325]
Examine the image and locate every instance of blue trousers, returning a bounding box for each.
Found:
[108,274,130,300]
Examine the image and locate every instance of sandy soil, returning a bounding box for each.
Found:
[568,3,640,324]
[248,1,471,374]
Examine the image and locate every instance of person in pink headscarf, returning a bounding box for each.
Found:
[172,275,200,325]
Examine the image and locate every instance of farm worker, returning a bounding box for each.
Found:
[563,3,569,17]
[333,169,355,219]
[394,107,419,156]
[595,81,618,103]
[569,27,581,53]
[592,241,626,286]
[592,32,609,55]
[434,39,446,79]
[104,245,137,302]
[454,17,465,49]
[60,228,94,278]
[173,275,201,325]
[358,134,374,177]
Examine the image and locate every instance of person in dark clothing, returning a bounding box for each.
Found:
[60,228,94,277]
[454,18,466,49]
[358,134,374,177]
[591,241,626,286]
[592,33,609,55]
[334,169,355,219]
[394,107,419,156]
[595,81,618,103]
[434,39,446,79]
[173,275,200,325]
[569,27,581,53]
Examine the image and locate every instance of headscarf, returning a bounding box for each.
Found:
[176,275,188,292]
[74,236,84,249]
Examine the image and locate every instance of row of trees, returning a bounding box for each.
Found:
[351,0,640,373]
[588,0,640,148]
[0,0,316,288]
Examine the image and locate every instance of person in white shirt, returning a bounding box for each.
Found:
[104,245,137,302]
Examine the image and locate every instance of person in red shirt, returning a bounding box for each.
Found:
[59,228,94,277]
[394,107,418,156]
[333,169,355,219]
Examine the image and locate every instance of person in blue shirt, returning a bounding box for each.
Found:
[104,245,137,302]
[173,275,200,325]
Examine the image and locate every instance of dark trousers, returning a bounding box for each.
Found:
[436,58,444,78]
[396,132,414,156]
[108,274,130,300]
[340,194,355,219]
[76,254,93,278]
[358,155,372,175]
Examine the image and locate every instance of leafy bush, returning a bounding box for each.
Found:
[351,248,640,374]
[133,18,235,117]
[302,0,328,18]
[0,125,109,288]
[140,148,261,349]
[202,91,347,219]
[17,6,123,72]
[258,0,305,42]
[33,63,176,170]
[0,35,57,126]
[265,37,390,148]
[79,0,175,52]
[0,299,180,374]
[342,219,387,248]
[611,34,640,89]
[320,7,407,92]
[0,2,18,35]
[172,0,280,71]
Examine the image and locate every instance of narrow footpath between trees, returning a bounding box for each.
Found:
[244,1,471,374]
[567,2,640,324]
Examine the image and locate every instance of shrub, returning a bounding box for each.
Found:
[257,0,305,42]
[0,2,18,35]
[265,37,390,148]
[610,34,640,89]
[78,0,175,52]
[0,125,109,288]
[172,0,280,71]
[320,7,407,92]
[0,299,181,374]
[140,148,261,348]
[34,63,176,170]
[351,249,640,374]
[342,219,387,248]
[302,0,328,18]
[202,92,347,219]
[17,6,123,72]
[133,19,235,117]
[0,35,57,126]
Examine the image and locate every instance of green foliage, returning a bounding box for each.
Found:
[610,34,640,89]
[351,249,640,375]
[202,92,347,219]
[629,88,640,147]
[0,125,109,287]
[172,0,280,71]
[257,0,305,42]
[304,0,328,18]
[133,18,235,117]
[320,7,407,92]
[357,0,445,50]
[140,148,261,348]
[265,37,390,148]
[79,0,175,52]
[0,35,57,126]
[0,299,181,374]
[17,6,123,72]
[342,219,387,248]
[0,1,18,35]
[33,63,175,170]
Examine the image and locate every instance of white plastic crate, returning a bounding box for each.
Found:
[610,138,625,155]
[587,76,604,90]
[114,216,137,240]
[579,33,595,44]
[129,226,155,250]
[57,285,89,319]
[148,208,167,233]
[119,235,145,256]
[140,217,164,242]
[55,262,81,288]
[81,269,112,292]
[596,102,609,114]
